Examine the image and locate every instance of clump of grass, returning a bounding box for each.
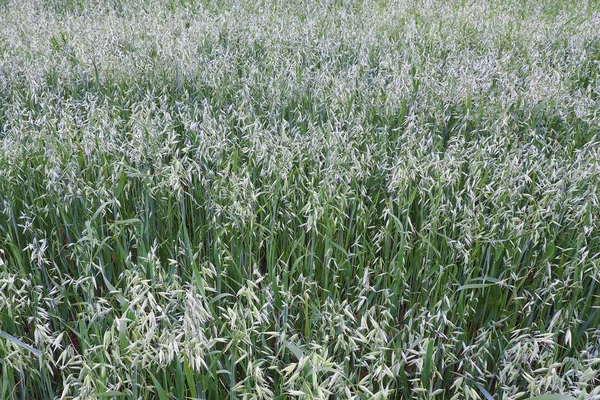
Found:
[1,0,599,398]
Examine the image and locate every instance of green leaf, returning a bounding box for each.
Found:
[110,218,141,225]
[91,392,126,398]
[149,371,169,400]
[283,340,305,361]
[0,330,41,357]
[184,356,198,399]
[457,283,496,291]
[422,338,434,388]
[476,383,494,400]
[0,313,17,335]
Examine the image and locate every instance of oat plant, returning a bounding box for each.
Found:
[0,0,599,398]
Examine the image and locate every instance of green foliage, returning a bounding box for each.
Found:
[525,396,578,400]
[0,0,599,398]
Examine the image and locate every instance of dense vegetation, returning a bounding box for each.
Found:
[1,0,599,398]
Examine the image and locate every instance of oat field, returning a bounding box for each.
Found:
[1,0,599,399]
